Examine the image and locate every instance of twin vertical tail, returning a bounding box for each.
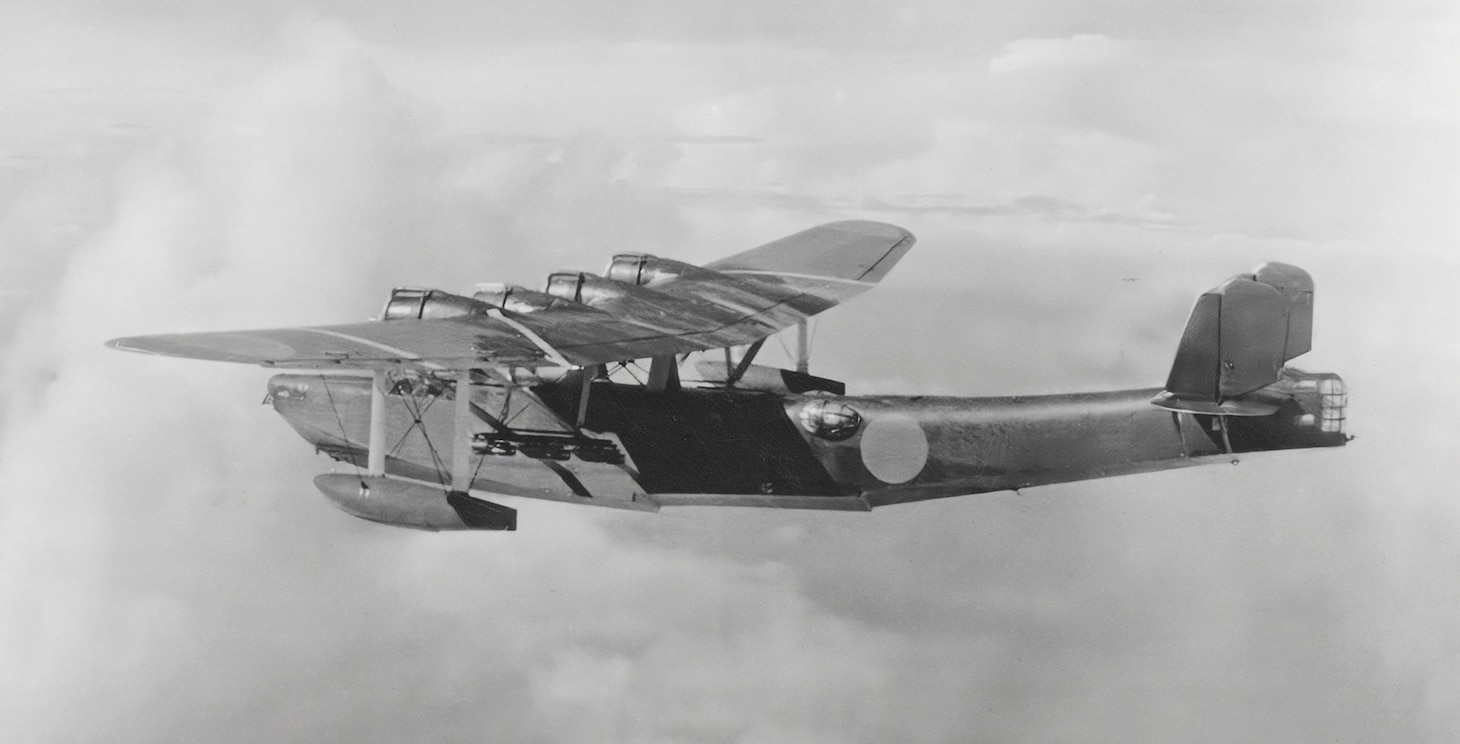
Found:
[1152,263,1347,443]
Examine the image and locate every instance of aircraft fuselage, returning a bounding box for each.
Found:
[267,370,1345,514]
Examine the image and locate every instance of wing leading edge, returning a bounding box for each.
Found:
[106,221,915,371]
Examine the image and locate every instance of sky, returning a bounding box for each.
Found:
[1,1,1457,742]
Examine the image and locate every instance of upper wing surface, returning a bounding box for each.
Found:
[107,220,915,370]
[706,219,914,285]
[107,319,550,370]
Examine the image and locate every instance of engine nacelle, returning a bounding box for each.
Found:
[381,288,495,321]
[544,272,632,306]
[604,254,706,287]
[472,282,571,314]
[314,474,516,531]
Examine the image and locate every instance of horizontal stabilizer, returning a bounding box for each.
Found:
[1158,262,1316,410]
[1149,391,1280,416]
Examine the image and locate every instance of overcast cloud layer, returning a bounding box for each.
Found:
[1,2,1457,742]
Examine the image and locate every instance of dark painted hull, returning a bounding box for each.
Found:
[268,373,1345,511]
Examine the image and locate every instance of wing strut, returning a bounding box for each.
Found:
[451,369,474,491]
[647,355,680,393]
[575,365,599,428]
[368,369,387,476]
[795,319,810,374]
[725,339,766,387]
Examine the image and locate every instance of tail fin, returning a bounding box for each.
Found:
[1153,262,1315,416]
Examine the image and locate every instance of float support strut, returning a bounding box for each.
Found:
[727,339,765,387]
[575,366,597,429]
[795,319,810,374]
[648,354,680,393]
[451,370,473,492]
[368,369,387,476]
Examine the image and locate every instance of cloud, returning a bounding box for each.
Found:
[0,17,900,744]
[1,4,1458,743]
[989,34,1134,75]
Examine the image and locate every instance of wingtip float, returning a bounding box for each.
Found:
[109,221,1347,531]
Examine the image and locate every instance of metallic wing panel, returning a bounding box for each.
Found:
[107,319,549,369]
[107,220,916,370]
[706,220,915,285]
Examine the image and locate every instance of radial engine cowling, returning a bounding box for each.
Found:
[381,288,495,321]
[604,254,708,287]
[544,272,632,305]
[314,474,516,531]
[472,282,568,313]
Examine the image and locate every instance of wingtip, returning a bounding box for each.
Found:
[105,336,165,356]
[822,219,916,244]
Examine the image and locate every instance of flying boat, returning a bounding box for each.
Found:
[107,221,1348,531]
